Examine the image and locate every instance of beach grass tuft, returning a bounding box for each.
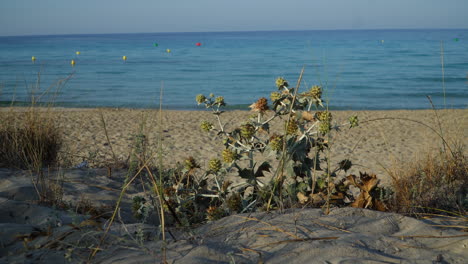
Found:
[0,109,61,170]
[388,143,467,216]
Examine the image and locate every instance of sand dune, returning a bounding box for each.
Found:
[0,168,467,263]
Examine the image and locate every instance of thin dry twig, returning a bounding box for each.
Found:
[251,236,339,249]
[233,215,302,240]
[393,234,468,239]
[310,219,352,233]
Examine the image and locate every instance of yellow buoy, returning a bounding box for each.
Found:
[32,56,36,62]
[122,55,127,61]
[71,60,75,66]
[76,51,80,55]
[166,49,171,53]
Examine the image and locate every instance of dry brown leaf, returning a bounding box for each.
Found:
[302,111,315,121]
[310,192,326,204]
[297,192,309,204]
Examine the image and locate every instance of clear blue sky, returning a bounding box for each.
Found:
[1,0,467,36]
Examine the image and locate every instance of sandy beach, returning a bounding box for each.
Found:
[14,107,466,184]
[0,107,467,263]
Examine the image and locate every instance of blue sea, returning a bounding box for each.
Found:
[0,29,467,110]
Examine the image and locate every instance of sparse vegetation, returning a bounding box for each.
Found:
[0,74,70,205]
[144,70,388,226]
[0,109,61,170]
[387,144,467,216]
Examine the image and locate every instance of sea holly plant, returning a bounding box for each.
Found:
[196,70,362,212]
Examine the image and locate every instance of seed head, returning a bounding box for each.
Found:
[318,122,331,135]
[240,123,256,139]
[227,193,242,213]
[249,97,269,112]
[215,96,226,106]
[200,121,214,132]
[196,94,206,104]
[222,149,237,163]
[317,111,332,122]
[209,158,222,173]
[309,85,322,99]
[269,134,283,151]
[275,77,288,89]
[349,115,359,128]
[184,156,200,170]
[206,206,224,221]
[270,91,281,101]
[286,119,298,135]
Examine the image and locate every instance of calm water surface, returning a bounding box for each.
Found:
[0,29,467,110]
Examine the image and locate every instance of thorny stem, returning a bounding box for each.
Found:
[249,150,254,174]
[210,126,250,150]
[267,66,305,211]
[215,113,225,132]
[310,147,319,195]
[261,113,279,126]
[298,122,319,141]
[213,173,223,195]
[307,100,314,112]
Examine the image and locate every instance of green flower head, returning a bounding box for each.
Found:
[349,115,359,128]
[309,85,322,99]
[196,94,206,104]
[222,149,237,163]
[269,134,283,151]
[286,119,298,135]
[209,158,222,173]
[200,121,214,132]
[270,91,281,102]
[240,123,256,139]
[215,96,226,106]
[317,111,332,122]
[275,77,288,89]
[318,122,331,135]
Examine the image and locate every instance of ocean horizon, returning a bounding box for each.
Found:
[1,29,467,110]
